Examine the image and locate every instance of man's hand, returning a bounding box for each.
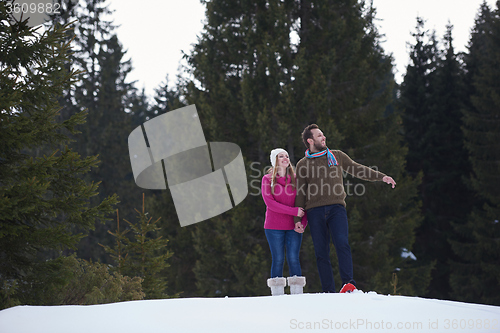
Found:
[296,207,305,217]
[383,176,396,188]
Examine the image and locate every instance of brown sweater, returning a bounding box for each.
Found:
[294,150,386,222]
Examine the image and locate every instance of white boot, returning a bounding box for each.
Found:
[287,276,306,294]
[267,277,287,296]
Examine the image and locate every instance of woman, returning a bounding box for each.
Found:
[262,148,307,295]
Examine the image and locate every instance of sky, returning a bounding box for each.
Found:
[109,0,497,100]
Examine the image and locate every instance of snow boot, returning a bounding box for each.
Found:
[339,282,357,293]
[287,276,306,295]
[267,277,287,296]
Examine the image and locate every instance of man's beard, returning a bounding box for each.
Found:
[313,141,326,152]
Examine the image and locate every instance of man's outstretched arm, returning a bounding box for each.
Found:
[338,150,395,188]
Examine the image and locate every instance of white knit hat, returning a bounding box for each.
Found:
[270,148,288,167]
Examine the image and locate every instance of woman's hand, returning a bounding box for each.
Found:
[296,207,305,217]
[294,222,305,233]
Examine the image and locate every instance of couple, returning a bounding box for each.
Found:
[262,124,396,295]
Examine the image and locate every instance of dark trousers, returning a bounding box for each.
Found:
[307,204,354,292]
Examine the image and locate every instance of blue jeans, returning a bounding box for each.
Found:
[265,229,303,278]
[307,204,355,292]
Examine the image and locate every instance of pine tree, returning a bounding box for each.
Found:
[0,4,117,308]
[102,194,174,299]
[50,0,143,262]
[140,82,205,297]
[400,17,439,179]
[401,17,473,300]
[421,23,472,300]
[150,76,185,119]
[398,17,441,298]
[450,1,500,305]
[127,87,150,127]
[291,0,429,295]
[185,0,292,296]
[26,255,144,305]
[150,190,199,297]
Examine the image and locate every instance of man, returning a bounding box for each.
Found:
[294,124,396,293]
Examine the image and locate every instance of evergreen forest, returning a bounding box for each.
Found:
[1,0,499,308]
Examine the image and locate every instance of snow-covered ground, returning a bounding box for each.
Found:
[1,290,499,333]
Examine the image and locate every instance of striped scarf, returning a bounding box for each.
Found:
[305,148,338,167]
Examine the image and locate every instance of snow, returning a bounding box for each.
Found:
[1,291,499,333]
[401,247,417,261]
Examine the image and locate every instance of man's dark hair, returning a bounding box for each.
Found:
[302,124,319,148]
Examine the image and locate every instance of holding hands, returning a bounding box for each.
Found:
[294,222,305,233]
[295,207,306,233]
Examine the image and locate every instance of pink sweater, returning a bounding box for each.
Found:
[261,173,308,230]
